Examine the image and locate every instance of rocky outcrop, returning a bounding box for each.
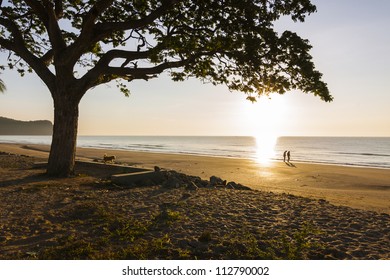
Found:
[160,170,252,191]
[110,165,252,191]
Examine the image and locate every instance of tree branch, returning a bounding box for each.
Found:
[54,0,63,18]
[107,59,188,78]
[40,49,54,65]
[24,0,66,55]
[79,47,220,91]
[0,17,23,42]
[98,4,167,33]
[63,0,115,65]
[0,36,55,91]
[0,38,14,51]
[93,0,178,42]
[43,0,67,51]
[23,0,49,23]
[0,15,55,90]
[78,48,151,90]
[62,0,178,69]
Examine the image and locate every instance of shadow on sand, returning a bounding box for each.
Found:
[285,162,297,168]
[0,173,48,188]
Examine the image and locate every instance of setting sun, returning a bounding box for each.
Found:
[243,95,287,163]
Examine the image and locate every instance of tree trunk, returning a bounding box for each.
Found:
[47,95,80,177]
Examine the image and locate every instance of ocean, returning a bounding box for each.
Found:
[0,135,389,169]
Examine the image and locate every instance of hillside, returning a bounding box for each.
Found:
[0,116,53,135]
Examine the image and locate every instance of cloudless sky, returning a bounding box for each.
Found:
[1,0,389,137]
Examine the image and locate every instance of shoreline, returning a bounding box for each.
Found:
[2,140,390,170]
[83,147,390,170]
[1,143,390,214]
[1,136,390,170]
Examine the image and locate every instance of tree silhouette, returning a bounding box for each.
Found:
[0,0,332,176]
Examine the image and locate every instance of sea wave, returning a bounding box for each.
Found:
[337,152,390,157]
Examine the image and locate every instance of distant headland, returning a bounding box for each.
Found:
[0,116,53,135]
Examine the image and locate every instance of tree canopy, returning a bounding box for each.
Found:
[0,0,332,102]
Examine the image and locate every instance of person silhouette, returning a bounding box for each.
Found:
[283,150,287,162]
[287,151,291,162]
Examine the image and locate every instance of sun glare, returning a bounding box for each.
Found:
[243,95,287,164]
[255,133,278,164]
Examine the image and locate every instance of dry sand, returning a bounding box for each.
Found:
[1,149,390,260]
[1,143,389,214]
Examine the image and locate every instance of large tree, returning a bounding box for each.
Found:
[0,0,331,176]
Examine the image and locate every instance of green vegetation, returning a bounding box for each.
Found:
[217,223,324,260]
[37,203,183,260]
[154,209,183,226]
[35,202,324,260]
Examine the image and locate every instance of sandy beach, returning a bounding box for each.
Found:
[1,143,390,260]
[1,143,389,214]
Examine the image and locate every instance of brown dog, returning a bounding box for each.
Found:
[103,154,116,163]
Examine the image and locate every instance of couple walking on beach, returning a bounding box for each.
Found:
[283,150,291,162]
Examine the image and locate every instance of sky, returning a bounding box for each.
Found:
[1,0,389,137]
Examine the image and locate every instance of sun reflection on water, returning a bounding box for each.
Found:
[254,133,278,164]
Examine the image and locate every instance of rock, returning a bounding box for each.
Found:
[111,171,164,187]
[186,181,198,191]
[154,166,161,172]
[210,176,225,186]
[160,170,250,191]
[235,184,251,190]
[227,181,238,189]
[194,178,209,188]
[162,177,181,188]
